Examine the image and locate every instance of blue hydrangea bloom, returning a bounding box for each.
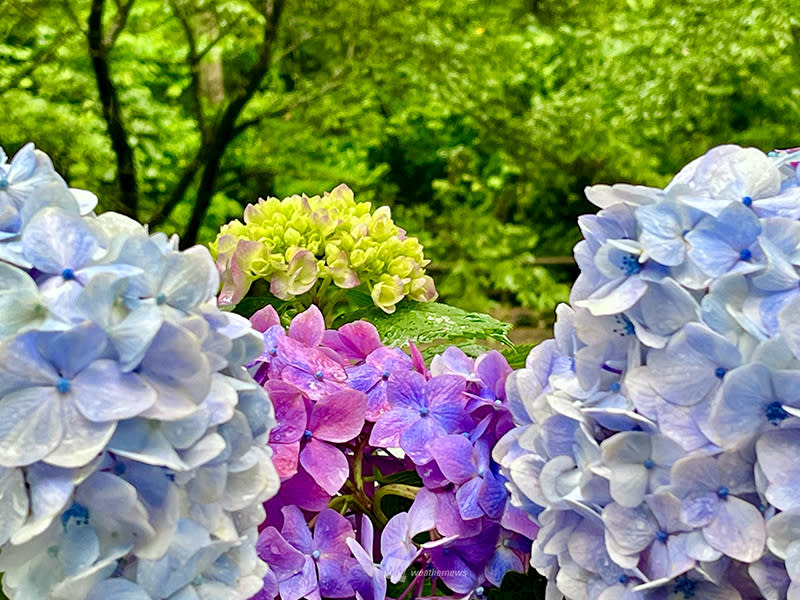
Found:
[495,144,800,600]
[0,144,279,600]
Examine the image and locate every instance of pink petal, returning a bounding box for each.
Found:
[300,439,349,495]
[289,305,325,347]
[307,389,366,443]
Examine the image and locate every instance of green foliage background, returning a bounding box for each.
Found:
[3,0,799,320]
[2,1,799,597]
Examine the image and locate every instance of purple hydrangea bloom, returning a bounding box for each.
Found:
[369,371,469,464]
[347,346,413,421]
[272,506,356,600]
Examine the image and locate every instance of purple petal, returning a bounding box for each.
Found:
[300,439,349,495]
[478,470,508,519]
[401,416,447,464]
[314,508,355,557]
[435,490,482,537]
[278,556,318,600]
[257,527,307,579]
[407,490,436,536]
[475,350,512,394]
[281,505,314,554]
[368,408,418,448]
[386,370,426,411]
[316,556,354,597]
[275,468,330,512]
[456,477,484,520]
[426,374,466,410]
[308,389,366,443]
[429,546,476,594]
[485,546,523,587]
[429,434,476,484]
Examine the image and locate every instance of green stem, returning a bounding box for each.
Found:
[372,483,420,525]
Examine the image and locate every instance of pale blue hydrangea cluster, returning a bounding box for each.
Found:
[0,143,279,599]
[494,145,800,599]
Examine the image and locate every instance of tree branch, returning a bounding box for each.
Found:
[231,68,346,136]
[105,0,135,48]
[181,0,287,247]
[88,0,139,218]
[170,0,207,141]
[196,18,244,61]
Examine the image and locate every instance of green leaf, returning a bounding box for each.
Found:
[502,343,537,369]
[336,301,512,347]
[228,296,291,318]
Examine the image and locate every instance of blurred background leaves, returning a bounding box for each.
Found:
[2,0,798,328]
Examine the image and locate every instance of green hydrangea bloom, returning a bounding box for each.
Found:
[211,184,437,313]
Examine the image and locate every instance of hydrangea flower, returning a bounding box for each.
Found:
[252,307,537,599]
[211,184,437,313]
[0,143,279,600]
[495,144,800,600]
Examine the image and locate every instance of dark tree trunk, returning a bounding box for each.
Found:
[88,0,139,219]
[181,0,287,246]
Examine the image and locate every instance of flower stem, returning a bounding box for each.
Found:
[372,483,420,525]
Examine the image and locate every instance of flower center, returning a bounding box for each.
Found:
[643,458,655,470]
[716,486,729,499]
[620,253,641,276]
[765,401,789,425]
[155,293,167,305]
[303,429,313,440]
[740,248,752,261]
[268,347,278,356]
[61,268,75,280]
[311,550,320,560]
[382,369,391,381]
[419,406,429,417]
[618,574,629,585]
[56,377,70,394]
[673,575,697,598]
[61,502,89,528]
[314,370,324,381]
[656,529,668,543]
[610,382,621,392]
[612,315,635,337]
[714,367,726,379]
[742,196,753,207]
[0,178,8,190]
